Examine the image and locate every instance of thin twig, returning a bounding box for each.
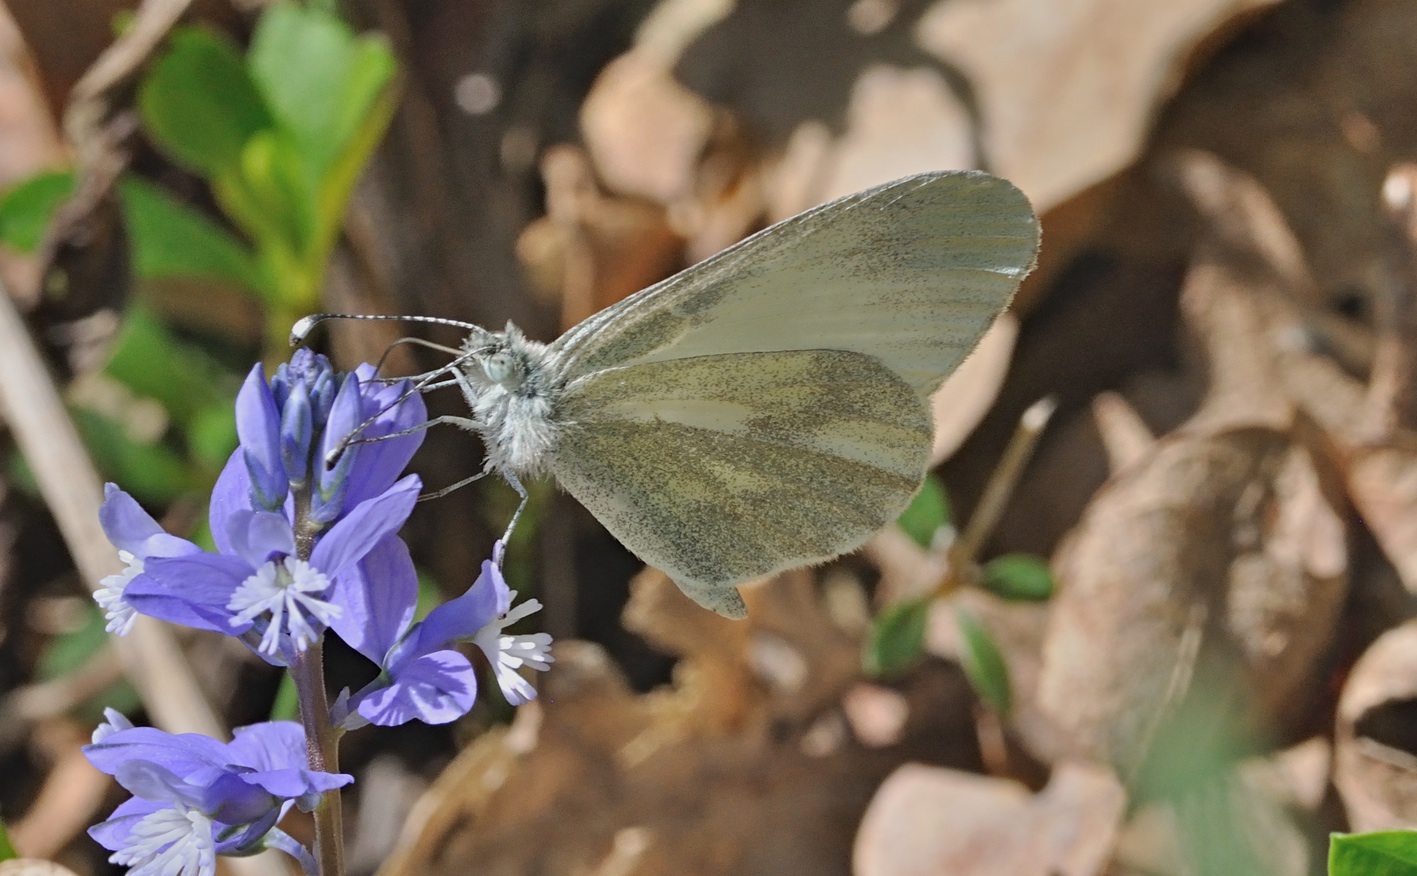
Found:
[933,396,1057,597]
[0,277,222,737]
[1367,163,1417,437]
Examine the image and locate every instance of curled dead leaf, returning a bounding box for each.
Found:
[1037,424,1348,782]
[853,761,1125,876]
[1335,620,1417,832]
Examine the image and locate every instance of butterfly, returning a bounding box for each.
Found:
[295,170,1040,617]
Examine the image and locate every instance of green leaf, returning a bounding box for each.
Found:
[186,402,239,472]
[0,818,17,862]
[138,28,273,177]
[269,673,299,722]
[980,553,1054,601]
[73,407,194,503]
[864,597,930,677]
[102,306,238,427]
[36,600,141,718]
[225,129,315,268]
[118,178,261,291]
[0,170,76,252]
[1331,831,1417,875]
[248,2,396,180]
[896,473,951,548]
[955,608,1012,715]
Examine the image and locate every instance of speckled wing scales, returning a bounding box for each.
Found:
[553,350,932,617]
[545,171,1039,616]
[548,171,1041,397]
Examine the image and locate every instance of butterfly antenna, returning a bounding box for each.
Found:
[323,346,483,466]
[369,335,465,380]
[290,312,492,347]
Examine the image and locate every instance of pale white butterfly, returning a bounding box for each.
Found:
[294,170,1040,618]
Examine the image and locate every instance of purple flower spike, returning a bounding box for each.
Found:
[235,365,289,512]
[85,710,350,876]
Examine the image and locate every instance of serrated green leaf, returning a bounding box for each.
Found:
[864,597,931,677]
[1331,831,1417,875]
[0,170,75,252]
[955,608,1011,715]
[118,178,261,291]
[138,28,273,176]
[896,473,951,548]
[980,553,1054,601]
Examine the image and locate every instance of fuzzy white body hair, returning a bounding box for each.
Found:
[454,324,562,478]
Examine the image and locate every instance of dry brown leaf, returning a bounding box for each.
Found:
[1091,391,1158,474]
[517,145,685,329]
[853,761,1125,876]
[1037,423,1348,781]
[579,0,724,205]
[1335,620,1417,831]
[915,0,1281,211]
[377,569,982,876]
[930,314,1019,466]
[9,722,108,860]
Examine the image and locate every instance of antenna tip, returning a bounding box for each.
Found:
[290,315,320,346]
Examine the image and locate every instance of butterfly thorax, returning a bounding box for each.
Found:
[455,324,560,477]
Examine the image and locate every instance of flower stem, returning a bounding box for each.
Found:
[292,643,343,876]
[291,485,343,875]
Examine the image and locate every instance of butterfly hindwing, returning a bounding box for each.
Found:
[552,349,931,616]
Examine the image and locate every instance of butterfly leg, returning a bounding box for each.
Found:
[498,470,530,553]
[418,466,490,501]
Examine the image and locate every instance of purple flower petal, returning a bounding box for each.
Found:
[406,559,506,658]
[327,534,417,664]
[99,485,200,559]
[310,474,420,578]
[213,806,283,854]
[280,378,313,485]
[224,722,307,773]
[310,372,365,523]
[225,510,297,569]
[84,727,228,777]
[353,651,476,726]
[236,364,289,511]
[210,450,254,556]
[88,797,166,851]
[342,373,427,509]
[113,759,215,809]
[133,554,254,634]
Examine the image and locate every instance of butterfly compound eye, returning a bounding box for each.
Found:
[482,351,518,386]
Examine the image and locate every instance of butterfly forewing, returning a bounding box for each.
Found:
[547,171,1040,396]
[553,349,932,617]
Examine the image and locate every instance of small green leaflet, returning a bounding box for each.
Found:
[954,607,1011,715]
[1330,831,1417,876]
[864,597,931,677]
